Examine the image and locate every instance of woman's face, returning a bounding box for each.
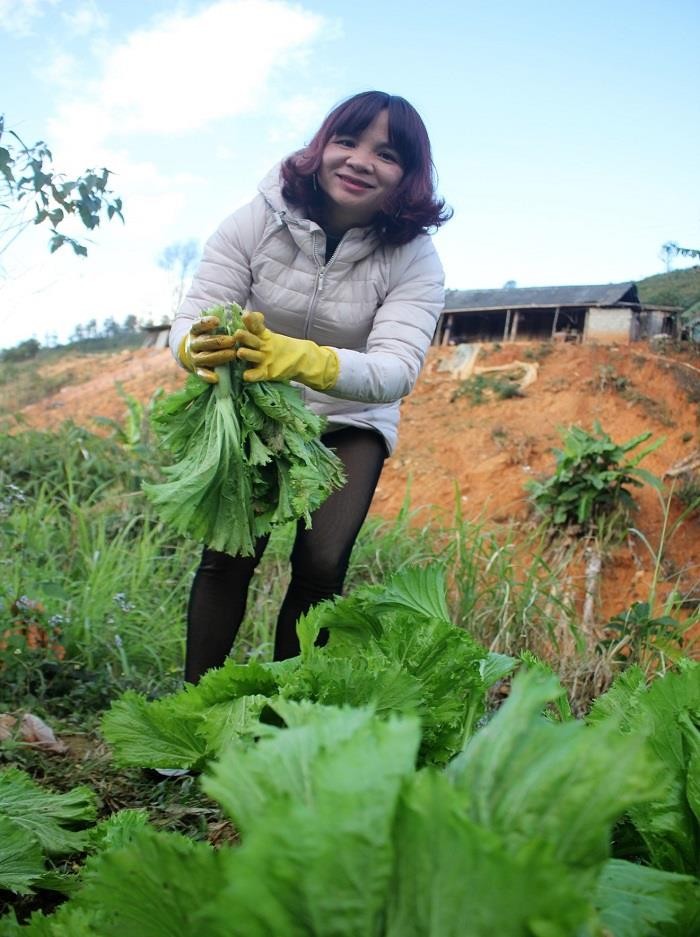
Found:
[317,109,404,235]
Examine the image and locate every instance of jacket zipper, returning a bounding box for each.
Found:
[303,230,344,339]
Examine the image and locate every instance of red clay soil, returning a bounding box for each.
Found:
[14,341,700,650]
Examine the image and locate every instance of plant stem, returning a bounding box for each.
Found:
[214,364,232,398]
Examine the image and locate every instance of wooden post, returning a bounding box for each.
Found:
[504,309,511,341]
[441,315,452,346]
[510,310,520,341]
[551,306,560,337]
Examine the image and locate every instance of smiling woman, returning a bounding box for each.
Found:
[167,89,453,685]
[316,110,404,235]
[281,90,451,246]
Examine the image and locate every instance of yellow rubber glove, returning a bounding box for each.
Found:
[177,316,237,384]
[234,311,339,392]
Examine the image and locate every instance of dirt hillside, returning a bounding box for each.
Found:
[12,340,700,641]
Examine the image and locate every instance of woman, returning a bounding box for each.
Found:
[170,90,451,683]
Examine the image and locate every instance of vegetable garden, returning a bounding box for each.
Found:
[1,331,699,935]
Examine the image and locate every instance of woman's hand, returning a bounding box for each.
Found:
[233,311,339,392]
[177,316,237,384]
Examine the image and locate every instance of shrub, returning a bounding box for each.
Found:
[526,421,662,533]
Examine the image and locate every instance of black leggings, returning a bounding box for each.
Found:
[184,426,386,683]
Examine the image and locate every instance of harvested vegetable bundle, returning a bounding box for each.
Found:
[143,304,346,556]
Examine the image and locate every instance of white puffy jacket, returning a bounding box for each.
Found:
[170,164,445,454]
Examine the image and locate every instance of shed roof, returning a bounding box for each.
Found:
[444,282,639,311]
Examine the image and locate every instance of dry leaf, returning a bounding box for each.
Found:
[0,713,18,742]
[19,712,68,753]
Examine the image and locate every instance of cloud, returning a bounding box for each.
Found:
[0,0,59,36]
[61,0,108,36]
[50,0,327,147]
[2,0,335,347]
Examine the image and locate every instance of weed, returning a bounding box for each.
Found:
[491,425,509,445]
[523,343,553,362]
[674,476,700,513]
[592,364,630,393]
[526,422,663,535]
[590,365,675,427]
[597,601,690,672]
[451,371,525,404]
[94,385,164,458]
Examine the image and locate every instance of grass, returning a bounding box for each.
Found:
[3,417,696,713]
[0,417,697,779]
[636,264,700,310]
[0,361,79,411]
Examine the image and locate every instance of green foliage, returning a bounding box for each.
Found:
[594,859,696,937]
[0,423,194,690]
[94,385,164,458]
[144,303,345,557]
[0,595,67,698]
[0,341,40,364]
[0,421,160,501]
[0,115,124,257]
[526,421,663,533]
[8,669,700,935]
[450,370,525,404]
[522,342,553,362]
[636,265,700,311]
[102,565,493,771]
[598,601,687,669]
[588,662,700,877]
[0,766,97,894]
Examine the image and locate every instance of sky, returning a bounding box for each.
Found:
[1,0,699,348]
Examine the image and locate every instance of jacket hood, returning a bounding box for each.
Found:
[258,162,380,262]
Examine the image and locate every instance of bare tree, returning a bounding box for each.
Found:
[659,241,700,272]
[158,239,200,314]
[659,241,678,273]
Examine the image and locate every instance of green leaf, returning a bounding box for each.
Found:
[595,858,699,937]
[101,691,209,769]
[202,704,420,936]
[76,829,233,937]
[479,651,519,688]
[0,815,44,894]
[591,662,700,876]
[0,766,96,856]
[88,809,151,854]
[447,669,658,876]
[385,770,594,937]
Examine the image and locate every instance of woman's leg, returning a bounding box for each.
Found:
[273,427,386,661]
[184,537,268,684]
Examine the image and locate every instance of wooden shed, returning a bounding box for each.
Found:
[141,323,172,349]
[435,282,678,346]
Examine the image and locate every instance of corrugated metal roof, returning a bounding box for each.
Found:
[444,282,639,311]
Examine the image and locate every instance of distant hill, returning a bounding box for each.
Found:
[636,264,700,311]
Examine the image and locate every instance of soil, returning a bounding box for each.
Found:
[12,340,700,650]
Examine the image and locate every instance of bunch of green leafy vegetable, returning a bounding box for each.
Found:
[142,303,346,556]
[102,566,506,770]
[6,669,699,936]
